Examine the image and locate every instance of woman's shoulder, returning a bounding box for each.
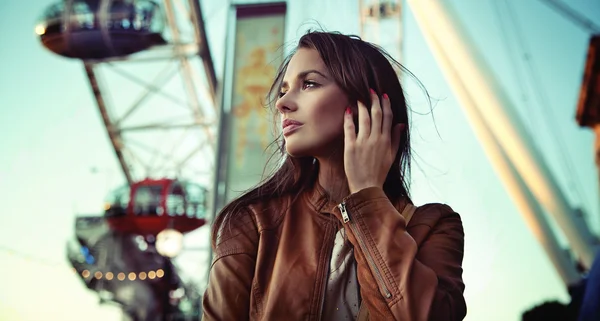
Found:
[211,194,292,254]
[409,202,463,228]
[405,202,464,247]
[211,205,259,256]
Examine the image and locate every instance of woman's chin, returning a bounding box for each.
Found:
[285,145,309,158]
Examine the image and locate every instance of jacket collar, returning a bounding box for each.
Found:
[306,181,411,216]
[305,181,339,214]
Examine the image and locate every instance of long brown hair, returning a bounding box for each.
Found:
[215,31,418,228]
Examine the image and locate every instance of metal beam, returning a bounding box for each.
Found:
[188,0,218,102]
[84,62,133,185]
[164,0,216,149]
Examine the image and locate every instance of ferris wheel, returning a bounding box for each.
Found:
[36,0,217,183]
[35,0,217,319]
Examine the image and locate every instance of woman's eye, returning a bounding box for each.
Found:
[278,91,286,98]
[302,81,318,90]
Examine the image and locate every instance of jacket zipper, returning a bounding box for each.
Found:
[337,202,392,299]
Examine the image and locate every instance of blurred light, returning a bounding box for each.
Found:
[117,273,125,281]
[180,301,192,312]
[170,288,185,299]
[148,271,156,279]
[156,269,164,278]
[128,272,136,281]
[135,235,148,251]
[105,272,114,280]
[139,272,147,280]
[82,270,90,278]
[34,25,46,35]
[156,228,183,258]
[94,271,103,279]
[98,290,114,301]
[80,246,95,264]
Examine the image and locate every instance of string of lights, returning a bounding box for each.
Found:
[1,245,165,281]
[79,268,165,281]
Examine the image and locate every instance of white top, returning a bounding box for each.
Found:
[321,228,361,320]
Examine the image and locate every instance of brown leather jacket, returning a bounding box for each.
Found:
[202,185,466,320]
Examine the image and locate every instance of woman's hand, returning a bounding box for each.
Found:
[343,89,405,194]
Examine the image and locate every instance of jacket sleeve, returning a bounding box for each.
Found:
[202,208,259,321]
[338,187,466,321]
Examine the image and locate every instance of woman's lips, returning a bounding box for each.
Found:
[283,124,303,136]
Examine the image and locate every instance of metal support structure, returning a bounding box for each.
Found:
[34,0,218,317]
[187,0,218,102]
[207,2,238,273]
[85,62,134,185]
[409,7,580,285]
[408,0,598,270]
[79,0,218,184]
[164,0,216,145]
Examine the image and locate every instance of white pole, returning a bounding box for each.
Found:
[408,0,596,268]
[407,1,580,285]
[406,0,597,269]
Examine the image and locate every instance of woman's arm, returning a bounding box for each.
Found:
[202,209,259,320]
[338,187,466,321]
[341,89,466,320]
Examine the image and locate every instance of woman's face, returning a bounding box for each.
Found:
[276,48,349,158]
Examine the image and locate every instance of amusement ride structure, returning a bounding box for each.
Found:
[35,0,216,319]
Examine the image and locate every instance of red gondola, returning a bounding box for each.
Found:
[104,178,208,235]
[35,0,166,59]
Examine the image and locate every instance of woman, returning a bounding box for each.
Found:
[202,31,466,321]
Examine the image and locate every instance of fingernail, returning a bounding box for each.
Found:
[383,93,389,100]
[346,107,351,115]
[370,88,376,95]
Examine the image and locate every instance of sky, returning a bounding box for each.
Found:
[1,0,599,320]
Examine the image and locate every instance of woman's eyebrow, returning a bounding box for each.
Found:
[281,69,329,88]
[297,69,329,79]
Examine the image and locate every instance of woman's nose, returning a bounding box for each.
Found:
[276,92,297,114]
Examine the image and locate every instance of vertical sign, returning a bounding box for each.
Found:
[227,3,286,202]
[212,2,287,216]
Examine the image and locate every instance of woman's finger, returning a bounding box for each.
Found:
[357,99,371,140]
[344,106,356,146]
[381,93,393,136]
[370,89,382,137]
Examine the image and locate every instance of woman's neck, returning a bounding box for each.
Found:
[316,155,349,204]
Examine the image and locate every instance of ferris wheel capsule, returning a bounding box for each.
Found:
[104,178,208,235]
[35,0,166,59]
